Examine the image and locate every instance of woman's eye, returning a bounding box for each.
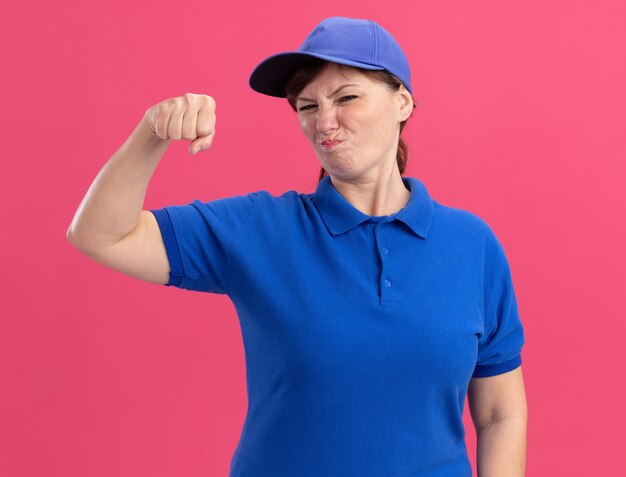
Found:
[297,96,356,111]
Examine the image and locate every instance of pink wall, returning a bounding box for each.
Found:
[2,1,625,475]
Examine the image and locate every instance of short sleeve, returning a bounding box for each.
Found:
[472,231,526,378]
[149,192,258,294]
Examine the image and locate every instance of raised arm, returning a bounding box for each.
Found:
[66,93,217,284]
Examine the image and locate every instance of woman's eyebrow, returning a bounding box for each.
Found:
[297,84,359,102]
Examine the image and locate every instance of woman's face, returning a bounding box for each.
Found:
[295,62,412,180]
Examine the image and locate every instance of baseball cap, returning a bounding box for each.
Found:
[249,16,412,98]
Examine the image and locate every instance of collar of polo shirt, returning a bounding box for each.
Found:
[312,175,435,238]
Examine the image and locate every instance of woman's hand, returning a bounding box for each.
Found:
[144,93,217,155]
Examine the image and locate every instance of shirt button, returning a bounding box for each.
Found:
[383,247,389,254]
[385,279,392,287]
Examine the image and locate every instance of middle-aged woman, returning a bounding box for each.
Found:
[67,16,527,477]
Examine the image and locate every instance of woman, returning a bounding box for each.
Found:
[67,16,527,477]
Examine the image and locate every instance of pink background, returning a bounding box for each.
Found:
[2,1,625,475]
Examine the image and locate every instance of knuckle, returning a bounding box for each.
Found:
[201,94,215,108]
[197,126,211,136]
[159,102,173,114]
[197,120,213,135]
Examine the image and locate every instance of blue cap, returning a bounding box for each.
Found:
[249,16,412,98]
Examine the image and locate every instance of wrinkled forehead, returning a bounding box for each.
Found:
[299,63,373,96]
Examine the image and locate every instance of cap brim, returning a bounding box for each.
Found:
[248,51,385,98]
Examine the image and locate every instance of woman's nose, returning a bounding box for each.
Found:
[316,106,339,135]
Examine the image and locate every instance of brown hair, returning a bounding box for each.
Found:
[285,58,417,182]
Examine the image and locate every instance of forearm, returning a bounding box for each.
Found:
[67,113,170,251]
[476,416,527,477]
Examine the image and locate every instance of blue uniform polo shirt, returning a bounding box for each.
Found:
[150,175,525,477]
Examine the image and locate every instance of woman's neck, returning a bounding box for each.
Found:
[328,168,411,217]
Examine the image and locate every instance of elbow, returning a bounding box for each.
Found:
[66,222,82,247]
[66,224,76,244]
[66,225,74,243]
[66,223,91,252]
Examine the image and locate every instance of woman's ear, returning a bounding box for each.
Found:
[397,85,414,121]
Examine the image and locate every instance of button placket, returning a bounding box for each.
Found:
[374,219,394,302]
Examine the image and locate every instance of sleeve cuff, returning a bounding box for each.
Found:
[150,208,185,287]
[472,355,522,378]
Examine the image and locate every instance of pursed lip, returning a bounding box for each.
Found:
[321,139,342,146]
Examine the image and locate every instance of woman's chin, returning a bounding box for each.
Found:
[318,155,356,174]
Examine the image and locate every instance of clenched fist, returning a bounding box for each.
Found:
[144,93,216,155]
